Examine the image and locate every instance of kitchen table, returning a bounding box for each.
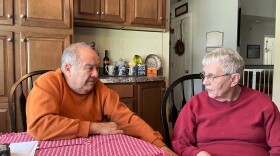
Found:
[0,132,168,156]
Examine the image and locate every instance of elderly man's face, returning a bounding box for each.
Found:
[202,62,235,101]
[65,46,100,94]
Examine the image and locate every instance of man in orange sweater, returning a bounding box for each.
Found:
[26,42,176,155]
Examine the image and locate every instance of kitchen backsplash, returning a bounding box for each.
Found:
[74,27,164,67]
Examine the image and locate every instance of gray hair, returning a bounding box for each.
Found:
[61,42,91,73]
[202,48,244,75]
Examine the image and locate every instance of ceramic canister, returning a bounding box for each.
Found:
[137,64,146,76]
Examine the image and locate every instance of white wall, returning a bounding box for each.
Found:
[240,15,275,64]
[240,0,276,18]
[74,27,164,64]
[192,0,238,73]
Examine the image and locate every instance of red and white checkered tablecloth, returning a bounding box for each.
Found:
[0,132,168,156]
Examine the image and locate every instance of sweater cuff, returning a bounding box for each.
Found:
[152,138,166,148]
[77,121,90,137]
[142,131,165,148]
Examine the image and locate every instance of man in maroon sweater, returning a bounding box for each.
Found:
[171,48,280,156]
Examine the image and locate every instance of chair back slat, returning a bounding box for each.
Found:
[8,70,52,132]
[161,74,203,149]
[19,91,27,131]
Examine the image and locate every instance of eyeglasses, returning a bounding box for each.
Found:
[200,72,232,82]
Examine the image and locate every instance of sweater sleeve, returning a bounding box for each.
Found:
[26,73,90,140]
[264,103,280,155]
[100,85,165,148]
[171,102,202,156]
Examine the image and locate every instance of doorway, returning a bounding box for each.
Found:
[263,36,275,65]
[170,13,193,84]
[169,13,193,109]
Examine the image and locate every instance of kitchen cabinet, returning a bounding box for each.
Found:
[19,0,71,28]
[0,0,70,28]
[74,0,126,23]
[0,31,14,132]
[136,81,165,134]
[74,0,166,30]
[18,33,70,74]
[105,80,165,135]
[0,0,73,133]
[129,0,165,28]
[0,0,13,25]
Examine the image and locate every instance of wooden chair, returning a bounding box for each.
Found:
[8,70,52,132]
[160,74,203,149]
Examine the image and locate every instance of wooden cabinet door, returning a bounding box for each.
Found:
[101,0,125,22]
[0,0,13,25]
[19,0,71,28]
[0,31,14,133]
[18,33,71,74]
[74,0,101,21]
[137,81,165,134]
[130,0,164,27]
[74,0,125,23]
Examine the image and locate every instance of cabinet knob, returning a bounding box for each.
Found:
[20,14,26,19]
[21,38,28,42]
[101,12,105,15]
[7,38,13,42]
[96,11,100,15]
[159,17,163,20]
[7,14,13,18]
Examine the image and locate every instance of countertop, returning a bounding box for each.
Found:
[99,76,165,83]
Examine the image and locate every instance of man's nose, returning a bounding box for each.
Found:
[91,68,99,77]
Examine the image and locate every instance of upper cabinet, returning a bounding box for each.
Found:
[74,0,125,23]
[0,0,13,25]
[74,0,166,30]
[19,0,71,28]
[0,0,73,133]
[129,0,165,28]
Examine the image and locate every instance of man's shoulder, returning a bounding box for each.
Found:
[35,69,64,87]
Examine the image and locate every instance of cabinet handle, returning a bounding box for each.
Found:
[20,14,26,19]
[7,14,13,18]
[7,38,13,42]
[21,38,28,42]
[96,11,100,15]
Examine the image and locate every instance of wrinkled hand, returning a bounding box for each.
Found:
[197,151,211,156]
[161,146,178,156]
[89,122,124,135]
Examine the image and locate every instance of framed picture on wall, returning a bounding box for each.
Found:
[175,3,188,17]
[247,45,260,58]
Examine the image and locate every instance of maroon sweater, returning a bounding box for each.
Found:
[171,85,280,156]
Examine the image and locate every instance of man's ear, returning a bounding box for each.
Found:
[231,73,241,87]
[64,64,72,76]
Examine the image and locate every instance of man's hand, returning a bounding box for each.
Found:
[197,151,211,156]
[161,146,178,156]
[89,122,124,135]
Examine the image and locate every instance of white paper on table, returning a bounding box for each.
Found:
[9,141,38,156]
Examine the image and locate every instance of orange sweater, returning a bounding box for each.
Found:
[26,69,165,147]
